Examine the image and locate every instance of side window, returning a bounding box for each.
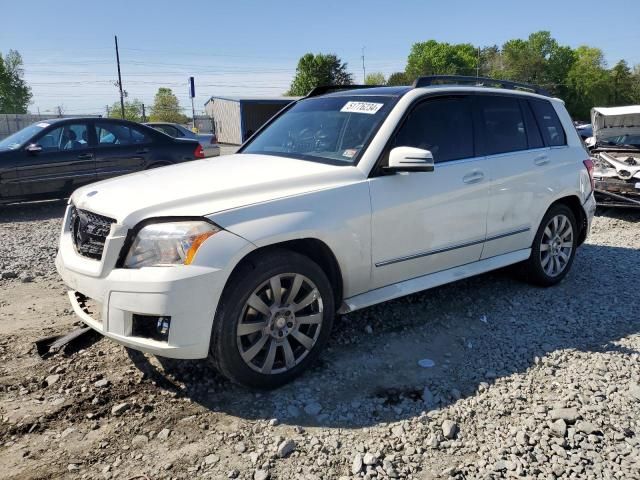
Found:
[95,123,150,146]
[477,96,527,155]
[529,99,566,146]
[392,97,474,163]
[37,124,89,152]
[155,125,181,137]
[520,100,544,149]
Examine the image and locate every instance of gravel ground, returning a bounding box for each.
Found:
[0,203,639,480]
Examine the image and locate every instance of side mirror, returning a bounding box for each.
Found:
[385,146,434,173]
[25,143,43,154]
[585,136,596,148]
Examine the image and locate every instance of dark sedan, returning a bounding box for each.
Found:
[0,117,204,204]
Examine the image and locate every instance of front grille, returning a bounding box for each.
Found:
[69,206,116,260]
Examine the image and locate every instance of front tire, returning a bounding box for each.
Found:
[210,249,335,389]
[524,204,577,286]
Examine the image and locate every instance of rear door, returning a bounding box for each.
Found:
[368,95,489,288]
[16,122,95,198]
[476,94,552,258]
[94,121,153,181]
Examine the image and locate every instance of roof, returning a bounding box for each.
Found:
[323,86,412,97]
[592,106,640,117]
[205,96,300,105]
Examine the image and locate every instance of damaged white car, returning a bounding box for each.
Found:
[588,106,640,207]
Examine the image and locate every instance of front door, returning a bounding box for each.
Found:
[16,122,95,199]
[368,95,489,289]
[93,122,151,181]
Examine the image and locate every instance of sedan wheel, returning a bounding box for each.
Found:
[236,273,324,375]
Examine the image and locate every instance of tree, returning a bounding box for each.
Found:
[0,49,32,113]
[108,98,144,122]
[386,72,409,86]
[608,60,635,106]
[149,88,187,123]
[286,53,353,96]
[364,72,385,85]
[405,40,477,82]
[565,46,611,120]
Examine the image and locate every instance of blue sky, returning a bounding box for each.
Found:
[2,0,639,115]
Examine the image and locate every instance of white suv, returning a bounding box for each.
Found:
[56,76,596,388]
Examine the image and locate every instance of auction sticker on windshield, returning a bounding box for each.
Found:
[340,101,384,115]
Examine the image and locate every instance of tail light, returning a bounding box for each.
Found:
[194,144,205,159]
[583,159,595,192]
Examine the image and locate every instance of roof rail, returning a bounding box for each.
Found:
[412,75,551,97]
[306,85,384,98]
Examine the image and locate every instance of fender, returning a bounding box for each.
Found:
[208,181,373,298]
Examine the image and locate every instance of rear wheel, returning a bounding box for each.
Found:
[210,250,334,389]
[523,204,577,286]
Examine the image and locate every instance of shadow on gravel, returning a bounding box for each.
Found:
[0,199,67,223]
[126,242,640,429]
[595,207,640,222]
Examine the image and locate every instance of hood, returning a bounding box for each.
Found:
[591,106,640,140]
[71,154,364,226]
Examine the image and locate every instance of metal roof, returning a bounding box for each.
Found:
[205,96,300,105]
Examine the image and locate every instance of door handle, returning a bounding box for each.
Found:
[463,171,484,184]
[77,153,94,160]
[136,148,149,154]
[534,155,550,166]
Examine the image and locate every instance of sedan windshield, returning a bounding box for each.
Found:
[241,95,396,164]
[0,123,49,150]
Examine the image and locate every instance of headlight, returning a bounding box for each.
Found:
[123,221,220,268]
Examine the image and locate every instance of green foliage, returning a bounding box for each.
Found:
[565,46,611,120]
[149,88,188,123]
[0,50,32,113]
[287,53,353,96]
[386,72,410,86]
[405,40,477,81]
[108,98,145,122]
[400,31,640,119]
[365,72,386,85]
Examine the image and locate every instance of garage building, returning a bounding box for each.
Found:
[204,96,299,145]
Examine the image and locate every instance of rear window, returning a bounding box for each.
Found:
[529,99,566,146]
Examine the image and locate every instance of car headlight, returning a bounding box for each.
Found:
[123,221,220,268]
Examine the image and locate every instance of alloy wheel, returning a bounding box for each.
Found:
[236,273,324,374]
[540,214,574,277]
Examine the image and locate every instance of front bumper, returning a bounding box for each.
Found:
[55,206,248,359]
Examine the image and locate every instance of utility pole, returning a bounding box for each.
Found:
[114,35,125,119]
[141,103,146,122]
[106,105,110,117]
[476,47,481,78]
[189,76,196,130]
[361,47,366,83]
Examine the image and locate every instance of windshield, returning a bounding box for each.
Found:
[597,134,640,148]
[0,123,50,151]
[241,95,396,164]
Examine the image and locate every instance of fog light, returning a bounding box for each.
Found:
[131,314,171,342]
[157,316,171,335]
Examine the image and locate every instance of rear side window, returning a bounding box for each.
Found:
[520,100,544,149]
[476,95,527,155]
[392,96,474,163]
[95,123,150,146]
[529,99,566,146]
